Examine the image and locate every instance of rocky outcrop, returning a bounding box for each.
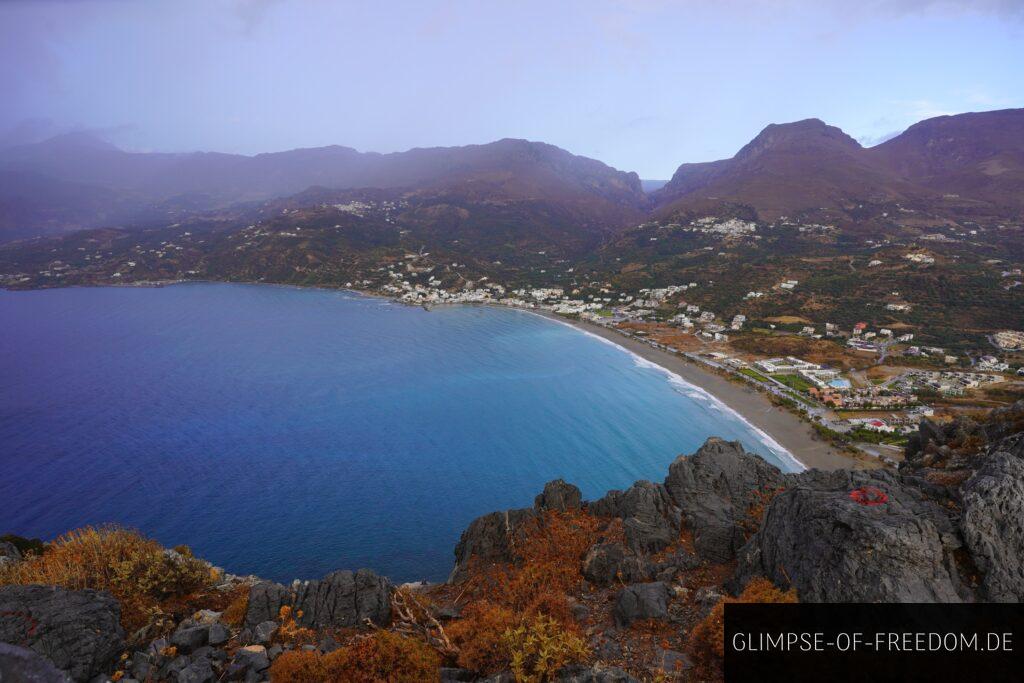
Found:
[244,569,393,630]
[449,507,537,583]
[581,542,655,586]
[590,481,681,554]
[664,437,784,563]
[535,479,583,512]
[960,452,1024,601]
[293,569,393,628]
[0,643,72,683]
[0,541,22,567]
[243,580,292,629]
[613,582,671,627]
[0,585,125,682]
[732,469,966,602]
[556,663,640,682]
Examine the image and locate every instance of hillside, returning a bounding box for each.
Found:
[1,403,1022,681]
[652,109,1024,226]
[0,135,645,243]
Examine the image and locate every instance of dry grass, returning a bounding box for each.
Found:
[0,525,214,631]
[269,630,441,683]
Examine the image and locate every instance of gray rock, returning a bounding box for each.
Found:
[318,634,339,653]
[243,581,291,629]
[663,437,784,563]
[0,585,125,682]
[449,508,536,583]
[253,620,277,645]
[266,644,282,661]
[439,667,476,682]
[960,452,1024,601]
[293,569,392,628]
[590,481,680,554]
[0,541,22,567]
[613,582,671,627]
[733,469,966,602]
[170,625,208,653]
[226,645,269,680]
[175,656,214,683]
[581,542,655,586]
[535,479,583,512]
[206,622,230,647]
[0,642,72,683]
[557,664,640,682]
[655,648,693,675]
[582,542,626,586]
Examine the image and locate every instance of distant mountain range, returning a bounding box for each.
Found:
[651,109,1024,224]
[0,108,1021,243]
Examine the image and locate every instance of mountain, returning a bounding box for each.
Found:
[652,109,1024,223]
[868,108,1024,208]
[0,135,644,242]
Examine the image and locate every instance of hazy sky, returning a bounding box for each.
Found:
[2,0,1022,177]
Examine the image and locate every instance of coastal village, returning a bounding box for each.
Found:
[364,251,1023,465]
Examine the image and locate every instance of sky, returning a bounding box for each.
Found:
[1,0,1022,178]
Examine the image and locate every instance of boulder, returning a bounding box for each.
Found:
[0,642,72,683]
[0,541,22,567]
[207,622,230,647]
[960,452,1024,601]
[253,620,278,645]
[663,437,784,563]
[613,582,671,627]
[590,481,680,554]
[534,479,583,512]
[243,581,291,629]
[225,645,269,680]
[449,507,536,583]
[293,569,392,628]
[733,469,966,602]
[0,585,125,682]
[581,543,625,586]
[170,624,208,653]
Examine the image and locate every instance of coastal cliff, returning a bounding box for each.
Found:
[2,401,1022,682]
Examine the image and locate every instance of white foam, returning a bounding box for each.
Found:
[526,311,806,472]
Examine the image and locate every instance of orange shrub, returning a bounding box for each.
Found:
[448,600,519,673]
[221,586,249,627]
[0,525,212,631]
[690,578,797,660]
[268,650,327,683]
[323,630,441,682]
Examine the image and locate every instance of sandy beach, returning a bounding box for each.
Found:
[537,312,875,471]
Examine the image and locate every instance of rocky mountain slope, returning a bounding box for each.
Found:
[0,135,645,243]
[2,401,1022,682]
[652,108,1024,226]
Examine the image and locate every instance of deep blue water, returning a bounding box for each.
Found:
[0,283,796,583]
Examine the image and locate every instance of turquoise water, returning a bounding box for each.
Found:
[0,283,796,583]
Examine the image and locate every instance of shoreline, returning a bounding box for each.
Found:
[4,279,870,471]
[533,311,872,471]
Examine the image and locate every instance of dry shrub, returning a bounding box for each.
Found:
[448,601,519,673]
[690,578,797,661]
[277,605,317,645]
[269,631,440,683]
[221,586,250,627]
[0,525,212,631]
[450,510,602,676]
[504,615,589,683]
[268,650,327,683]
[323,630,441,682]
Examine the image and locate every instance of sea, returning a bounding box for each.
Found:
[0,283,799,583]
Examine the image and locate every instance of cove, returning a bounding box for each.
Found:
[0,283,796,583]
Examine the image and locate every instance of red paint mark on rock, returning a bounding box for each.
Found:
[849,486,888,506]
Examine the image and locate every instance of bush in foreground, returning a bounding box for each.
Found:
[690,577,798,661]
[269,630,441,683]
[0,525,214,631]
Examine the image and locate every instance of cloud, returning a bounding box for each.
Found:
[857,130,902,147]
